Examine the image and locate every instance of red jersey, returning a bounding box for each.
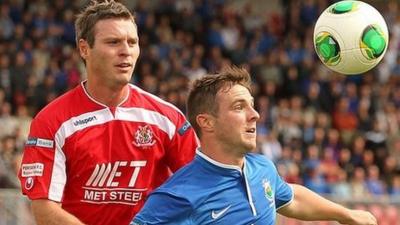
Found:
[18,82,198,225]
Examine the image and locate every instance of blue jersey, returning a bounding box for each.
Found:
[131,150,293,225]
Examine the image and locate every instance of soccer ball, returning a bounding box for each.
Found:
[313,0,389,75]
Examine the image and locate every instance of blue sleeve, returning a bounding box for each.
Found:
[273,167,294,210]
[131,191,193,225]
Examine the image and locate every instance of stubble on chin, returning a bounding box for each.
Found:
[108,77,131,91]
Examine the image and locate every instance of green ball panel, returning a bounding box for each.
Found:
[330,1,359,14]
[315,32,341,66]
[361,25,387,60]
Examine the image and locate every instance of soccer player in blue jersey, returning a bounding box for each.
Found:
[131,66,377,225]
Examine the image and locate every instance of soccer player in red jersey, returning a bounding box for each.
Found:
[18,1,198,224]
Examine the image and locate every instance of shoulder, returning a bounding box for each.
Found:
[128,84,186,123]
[246,153,277,171]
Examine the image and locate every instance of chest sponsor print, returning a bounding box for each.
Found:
[82,160,148,206]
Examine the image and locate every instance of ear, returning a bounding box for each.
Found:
[196,113,215,133]
[78,39,89,59]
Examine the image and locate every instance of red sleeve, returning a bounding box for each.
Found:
[18,115,63,202]
[165,113,199,172]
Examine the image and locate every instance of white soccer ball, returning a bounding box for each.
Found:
[313,0,389,75]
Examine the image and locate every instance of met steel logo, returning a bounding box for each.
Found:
[73,115,97,126]
[81,161,148,205]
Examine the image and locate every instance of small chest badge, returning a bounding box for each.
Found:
[262,179,274,201]
[133,125,156,147]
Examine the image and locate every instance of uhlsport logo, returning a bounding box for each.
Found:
[133,125,156,147]
[73,115,97,126]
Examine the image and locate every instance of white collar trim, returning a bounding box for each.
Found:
[196,149,243,172]
[81,80,130,107]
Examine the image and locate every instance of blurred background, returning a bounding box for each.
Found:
[0,0,399,224]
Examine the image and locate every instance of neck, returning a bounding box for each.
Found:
[85,80,129,107]
[200,138,245,168]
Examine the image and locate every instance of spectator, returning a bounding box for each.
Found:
[0,102,18,138]
[331,169,352,199]
[259,130,282,162]
[365,165,387,196]
[389,174,400,197]
[0,153,15,188]
[332,96,358,144]
[0,135,18,188]
[351,167,370,198]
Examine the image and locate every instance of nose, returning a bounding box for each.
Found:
[249,107,260,122]
[119,41,131,56]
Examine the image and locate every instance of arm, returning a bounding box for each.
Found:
[277,184,377,225]
[32,199,85,225]
[19,117,81,224]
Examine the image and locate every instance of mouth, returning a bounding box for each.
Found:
[245,128,256,134]
[115,62,132,69]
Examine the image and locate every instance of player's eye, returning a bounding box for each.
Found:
[128,39,138,46]
[234,105,244,110]
[108,40,119,45]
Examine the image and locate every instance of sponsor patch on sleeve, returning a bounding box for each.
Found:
[26,137,54,149]
[21,163,44,177]
[25,177,34,190]
[178,121,191,136]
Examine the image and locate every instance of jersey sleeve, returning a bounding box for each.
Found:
[18,115,66,202]
[131,191,193,225]
[165,113,199,172]
[272,163,294,210]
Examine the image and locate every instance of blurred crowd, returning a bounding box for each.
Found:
[1,0,400,201]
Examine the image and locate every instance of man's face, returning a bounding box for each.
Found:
[212,84,260,155]
[83,18,140,88]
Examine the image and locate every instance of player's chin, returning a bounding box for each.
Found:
[243,141,257,152]
[121,71,133,79]
[115,73,133,83]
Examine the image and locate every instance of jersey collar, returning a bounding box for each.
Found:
[196,149,246,176]
[81,80,130,107]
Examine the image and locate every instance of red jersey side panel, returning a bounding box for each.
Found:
[18,83,198,225]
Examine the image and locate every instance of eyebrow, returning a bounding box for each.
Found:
[103,36,138,41]
[130,37,139,42]
[232,98,255,106]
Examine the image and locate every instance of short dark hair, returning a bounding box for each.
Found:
[187,66,251,137]
[75,0,135,48]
